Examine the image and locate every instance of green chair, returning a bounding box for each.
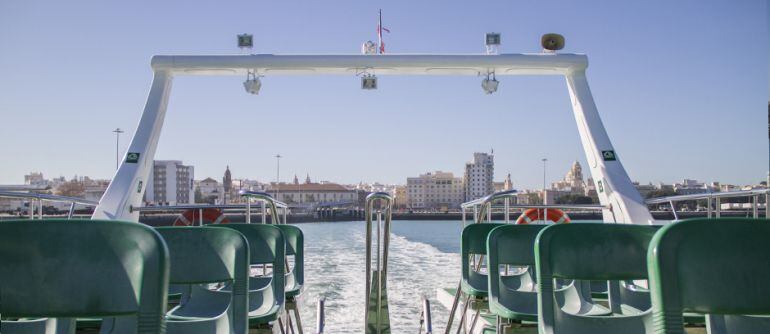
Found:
[461,223,506,297]
[275,225,304,331]
[157,227,250,334]
[0,219,169,334]
[218,224,286,326]
[536,223,659,334]
[486,224,548,330]
[275,225,304,299]
[648,218,770,334]
[457,223,505,331]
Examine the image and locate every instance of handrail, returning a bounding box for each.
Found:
[0,191,98,206]
[0,191,98,220]
[644,188,768,204]
[240,190,286,224]
[459,190,607,226]
[644,188,769,220]
[364,192,393,334]
[419,296,433,334]
[316,298,325,334]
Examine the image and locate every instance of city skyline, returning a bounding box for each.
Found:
[1,1,768,189]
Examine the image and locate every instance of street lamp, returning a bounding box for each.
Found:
[113,128,124,170]
[541,158,548,204]
[275,154,282,198]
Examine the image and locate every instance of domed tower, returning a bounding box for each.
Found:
[223,166,233,204]
[223,166,232,193]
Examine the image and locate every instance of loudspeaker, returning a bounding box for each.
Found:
[541,33,565,51]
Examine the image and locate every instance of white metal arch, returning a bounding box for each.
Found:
[92,53,654,225]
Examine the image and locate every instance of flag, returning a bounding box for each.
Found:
[377,9,390,54]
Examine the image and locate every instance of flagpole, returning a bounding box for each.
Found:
[378,9,382,54]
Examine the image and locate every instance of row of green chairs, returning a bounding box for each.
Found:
[460,218,770,334]
[0,219,304,334]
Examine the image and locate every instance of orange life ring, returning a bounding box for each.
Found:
[173,208,230,226]
[515,208,570,224]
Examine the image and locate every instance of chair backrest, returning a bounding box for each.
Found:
[0,219,169,333]
[487,224,549,267]
[276,224,304,287]
[648,218,770,334]
[461,223,505,292]
[156,227,249,332]
[218,224,286,306]
[536,223,659,332]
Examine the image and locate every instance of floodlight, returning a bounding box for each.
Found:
[485,33,501,54]
[243,73,261,95]
[361,75,377,90]
[481,73,498,94]
[485,33,501,46]
[238,34,253,49]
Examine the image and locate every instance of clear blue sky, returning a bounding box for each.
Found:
[1,0,767,189]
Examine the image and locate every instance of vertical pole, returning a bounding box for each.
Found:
[504,198,510,223]
[461,207,466,226]
[716,197,721,218]
[113,128,123,170]
[246,201,251,224]
[707,196,713,219]
[262,201,267,224]
[38,199,43,219]
[753,195,759,219]
[199,208,203,226]
[29,200,34,219]
[486,202,491,222]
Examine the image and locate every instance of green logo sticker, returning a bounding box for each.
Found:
[597,180,604,193]
[601,150,616,161]
[126,152,140,163]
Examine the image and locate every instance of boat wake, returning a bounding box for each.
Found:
[297,222,460,333]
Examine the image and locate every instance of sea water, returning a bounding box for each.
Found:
[295,220,462,333]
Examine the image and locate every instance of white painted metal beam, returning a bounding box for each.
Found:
[94,52,654,225]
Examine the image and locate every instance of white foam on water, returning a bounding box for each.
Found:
[297,223,460,333]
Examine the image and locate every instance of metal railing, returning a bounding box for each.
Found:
[460,190,607,225]
[0,191,98,219]
[131,191,289,225]
[645,188,769,220]
[364,192,393,334]
[316,298,325,334]
[418,296,433,334]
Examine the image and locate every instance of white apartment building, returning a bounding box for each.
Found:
[145,160,194,205]
[407,171,464,209]
[464,152,494,202]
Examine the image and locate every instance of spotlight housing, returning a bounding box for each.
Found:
[237,34,253,49]
[481,73,499,94]
[243,73,261,95]
[485,33,501,54]
[361,74,377,90]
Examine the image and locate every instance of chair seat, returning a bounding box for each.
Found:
[461,272,489,297]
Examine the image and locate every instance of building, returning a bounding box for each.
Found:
[393,185,407,209]
[196,177,224,204]
[494,173,514,192]
[464,152,495,202]
[267,178,357,207]
[407,171,464,209]
[145,160,194,205]
[551,161,586,194]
